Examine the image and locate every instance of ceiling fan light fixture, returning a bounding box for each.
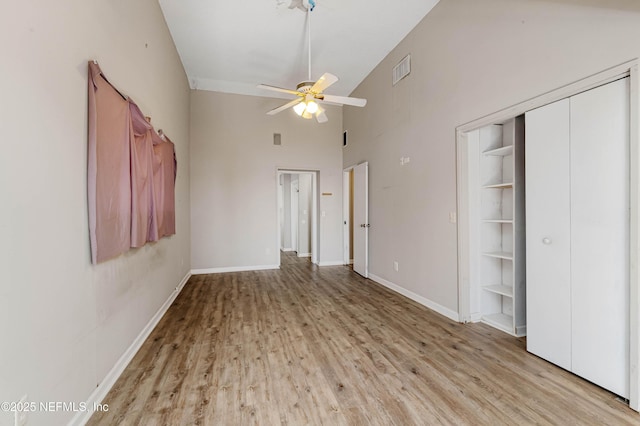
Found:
[257,3,367,123]
[293,102,306,116]
[306,100,318,114]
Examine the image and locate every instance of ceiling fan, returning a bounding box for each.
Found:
[257,2,367,123]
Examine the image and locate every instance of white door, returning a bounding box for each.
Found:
[526,78,630,398]
[570,77,629,398]
[525,98,573,371]
[353,162,369,277]
[291,179,298,253]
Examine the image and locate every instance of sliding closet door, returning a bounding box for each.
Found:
[525,99,572,371]
[570,77,630,398]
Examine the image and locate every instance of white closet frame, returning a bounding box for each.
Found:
[455,59,640,411]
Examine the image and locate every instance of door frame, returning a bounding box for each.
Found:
[277,169,320,266]
[455,59,640,410]
[290,178,299,253]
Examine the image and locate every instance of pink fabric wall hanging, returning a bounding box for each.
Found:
[153,133,177,239]
[129,102,158,247]
[88,62,131,264]
[88,61,177,264]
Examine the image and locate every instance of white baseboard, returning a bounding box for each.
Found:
[69,271,191,426]
[281,248,294,252]
[469,312,483,323]
[191,264,280,274]
[297,253,311,258]
[318,260,345,266]
[368,273,460,323]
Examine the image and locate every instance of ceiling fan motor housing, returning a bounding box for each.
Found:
[296,81,315,93]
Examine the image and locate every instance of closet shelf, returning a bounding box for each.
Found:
[482,313,513,332]
[483,284,513,297]
[483,145,513,157]
[483,182,513,189]
[482,251,513,260]
[472,116,524,338]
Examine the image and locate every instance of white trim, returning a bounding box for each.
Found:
[629,63,640,411]
[297,252,311,258]
[281,248,294,252]
[369,273,460,323]
[69,271,192,426]
[469,312,483,323]
[318,261,345,266]
[456,130,471,322]
[191,264,280,274]
[458,60,635,133]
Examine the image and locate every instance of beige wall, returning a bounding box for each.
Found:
[0,1,191,424]
[190,91,344,270]
[343,0,640,314]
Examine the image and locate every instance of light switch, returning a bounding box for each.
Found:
[449,212,457,224]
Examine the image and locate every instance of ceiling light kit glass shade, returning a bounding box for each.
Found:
[294,100,318,119]
[293,101,306,116]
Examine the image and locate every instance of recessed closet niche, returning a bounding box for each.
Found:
[464,77,630,399]
[465,116,526,337]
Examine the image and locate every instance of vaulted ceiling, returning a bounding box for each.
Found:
[159,0,440,99]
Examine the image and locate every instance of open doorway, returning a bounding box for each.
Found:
[343,162,368,277]
[277,170,319,266]
[342,169,354,265]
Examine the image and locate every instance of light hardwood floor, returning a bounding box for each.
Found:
[89,252,640,425]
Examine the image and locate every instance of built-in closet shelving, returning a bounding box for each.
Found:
[476,117,525,336]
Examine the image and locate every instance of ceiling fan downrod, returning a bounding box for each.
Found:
[307,6,312,81]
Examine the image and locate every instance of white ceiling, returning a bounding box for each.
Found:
[158,0,440,99]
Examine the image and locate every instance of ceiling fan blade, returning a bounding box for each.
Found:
[311,73,338,94]
[267,98,303,115]
[315,106,328,123]
[320,94,367,107]
[257,84,302,97]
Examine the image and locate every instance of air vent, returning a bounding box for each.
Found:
[392,54,411,86]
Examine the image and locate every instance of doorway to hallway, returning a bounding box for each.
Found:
[277,169,319,266]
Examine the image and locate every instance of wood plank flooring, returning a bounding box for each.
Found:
[88,252,640,425]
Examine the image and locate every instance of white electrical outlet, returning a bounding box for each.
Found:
[393,261,399,272]
[15,394,28,426]
[449,212,457,224]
